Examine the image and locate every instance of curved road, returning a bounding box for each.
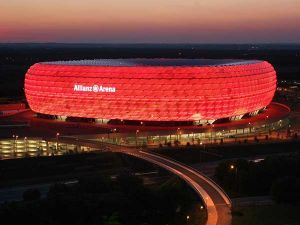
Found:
[58,137,232,225]
[121,149,232,225]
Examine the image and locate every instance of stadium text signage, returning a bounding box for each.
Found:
[73,84,116,93]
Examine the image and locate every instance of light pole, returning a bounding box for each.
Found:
[135,129,139,147]
[265,115,269,133]
[15,135,18,156]
[230,164,238,192]
[191,132,195,145]
[179,131,182,144]
[112,128,117,144]
[248,122,251,140]
[56,132,60,152]
[12,135,18,157]
[200,142,203,162]
[12,135,15,155]
[24,137,27,154]
[186,215,190,224]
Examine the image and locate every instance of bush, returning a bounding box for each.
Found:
[214,153,300,196]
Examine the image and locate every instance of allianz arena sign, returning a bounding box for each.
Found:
[74,84,116,93]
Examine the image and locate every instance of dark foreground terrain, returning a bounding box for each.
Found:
[0,152,205,225]
[0,174,205,225]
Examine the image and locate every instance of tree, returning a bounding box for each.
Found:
[271,176,300,203]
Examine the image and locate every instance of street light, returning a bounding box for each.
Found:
[247,122,251,139]
[135,129,139,147]
[177,127,180,141]
[12,134,18,156]
[12,134,15,150]
[265,115,269,132]
[230,164,238,192]
[56,132,60,152]
[112,128,117,144]
[24,137,27,153]
[186,215,190,223]
[198,141,204,162]
[15,135,18,154]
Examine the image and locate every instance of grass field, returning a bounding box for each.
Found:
[156,141,300,164]
[232,204,300,225]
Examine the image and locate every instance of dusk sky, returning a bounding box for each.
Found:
[1,0,300,43]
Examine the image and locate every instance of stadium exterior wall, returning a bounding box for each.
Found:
[24,59,277,121]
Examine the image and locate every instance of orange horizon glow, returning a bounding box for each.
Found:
[1,0,300,43]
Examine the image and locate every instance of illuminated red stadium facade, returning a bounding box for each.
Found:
[24,59,276,123]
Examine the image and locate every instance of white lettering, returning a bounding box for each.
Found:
[73,84,116,93]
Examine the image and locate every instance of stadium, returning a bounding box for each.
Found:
[25,58,277,125]
[0,58,292,157]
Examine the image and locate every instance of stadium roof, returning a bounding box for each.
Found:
[41,59,262,67]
